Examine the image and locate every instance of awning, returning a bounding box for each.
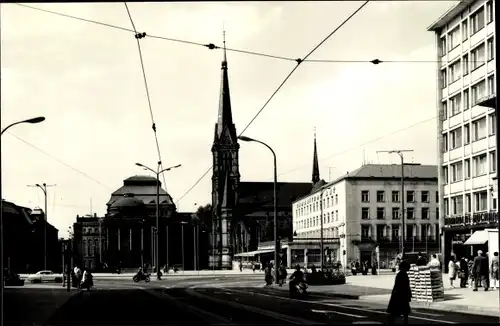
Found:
[464,230,489,245]
[234,249,275,257]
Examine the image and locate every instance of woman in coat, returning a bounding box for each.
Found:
[387,260,412,325]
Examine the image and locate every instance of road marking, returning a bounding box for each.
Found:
[412,311,443,317]
[226,288,456,324]
[311,309,367,319]
[187,286,321,325]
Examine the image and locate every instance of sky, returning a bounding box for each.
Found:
[1,1,458,238]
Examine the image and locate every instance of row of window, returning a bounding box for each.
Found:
[361,190,437,203]
[443,151,496,183]
[82,239,103,257]
[361,207,437,220]
[361,223,439,240]
[443,190,494,215]
[441,74,496,120]
[295,193,339,217]
[440,2,494,56]
[443,114,496,152]
[441,38,495,89]
[295,210,340,230]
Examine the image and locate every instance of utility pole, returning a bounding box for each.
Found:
[28,183,56,270]
[319,186,326,271]
[376,150,413,259]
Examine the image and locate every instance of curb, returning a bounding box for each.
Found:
[267,284,360,300]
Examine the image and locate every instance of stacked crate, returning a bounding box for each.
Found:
[409,265,444,303]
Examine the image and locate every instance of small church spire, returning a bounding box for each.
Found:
[222,23,227,63]
[312,127,320,184]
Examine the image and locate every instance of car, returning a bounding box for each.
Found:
[26,270,63,284]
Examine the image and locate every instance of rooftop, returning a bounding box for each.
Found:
[427,1,474,32]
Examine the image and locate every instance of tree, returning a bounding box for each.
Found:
[196,204,212,229]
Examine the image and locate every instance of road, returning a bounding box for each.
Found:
[5,277,498,325]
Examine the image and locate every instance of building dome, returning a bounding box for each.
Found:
[110,193,145,209]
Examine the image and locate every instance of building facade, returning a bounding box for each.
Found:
[428,0,497,268]
[292,164,440,269]
[209,43,315,270]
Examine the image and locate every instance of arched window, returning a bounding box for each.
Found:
[82,240,87,257]
[94,239,99,255]
[88,240,93,256]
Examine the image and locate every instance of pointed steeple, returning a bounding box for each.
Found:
[216,28,236,141]
[312,128,320,184]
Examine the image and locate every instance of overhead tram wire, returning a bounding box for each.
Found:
[5,132,113,191]
[123,2,167,190]
[15,3,465,65]
[275,115,438,179]
[175,1,370,204]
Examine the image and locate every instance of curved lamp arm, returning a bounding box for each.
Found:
[1,117,45,136]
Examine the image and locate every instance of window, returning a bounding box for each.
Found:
[462,20,468,41]
[490,151,496,173]
[406,191,415,202]
[487,1,493,23]
[377,207,385,220]
[335,210,338,221]
[443,133,449,152]
[472,117,486,140]
[436,207,440,219]
[376,191,385,202]
[471,44,485,70]
[436,191,439,203]
[450,126,462,149]
[391,226,400,239]
[463,54,469,75]
[451,161,463,182]
[421,191,430,203]
[392,191,400,202]
[463,89,470,110]
[464,124,471,144]
[442,101,448,120]
[407,225,415,240]
[488,74,495,95]
[464,159,471,179]
[335,194,338,205]
[444,198,449,216]
[361,190,369,202]
[361,225,370,238]
[465,194,472,212]
[440,37,447,56]
[489,114,496,135]
[407,208,415,219]
[392,207,400,220]
[441,69,448,88]
[487,37,495,61]
[361,207,370,219]
[421,224,430,240]
[473,153,487,176]
[470,7,485,34]
[449,60,461,84]
[451,195,464,214]
[450,94,462,116]
[474,191,488,211]
[448,27,460,50]
[376,225,385,240]
[443,166,449,184]
[472,80,486,105]
[422,207,430,220]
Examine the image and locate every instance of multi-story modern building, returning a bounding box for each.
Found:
[292,164,440,269]
[428,0,497,268]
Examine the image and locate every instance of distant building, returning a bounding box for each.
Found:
[2,200,59,273]
[72,176,203,271]
[209,43,314,270]
[292,164,440,269]
[428,0,497,268]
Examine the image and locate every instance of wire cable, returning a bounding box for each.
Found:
[124,2,168,191]
[275,115,437,179]
[5,132,113,190]
[176,1,369,204]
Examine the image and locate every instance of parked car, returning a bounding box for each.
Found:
[4,269,24,286]
[26,270,63,284]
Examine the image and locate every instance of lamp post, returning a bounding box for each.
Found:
[180,221,188,272]
[238,135,279,284]
[1,116,45,326]
[135,162,181,280]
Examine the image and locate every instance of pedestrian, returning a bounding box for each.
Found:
[459,257,469,288]
[490,252,499,290]
[472,250,489,291]
[427,254,441,269]
[387,260,411,325]
[416,252,427,266]
[448,256,458,288]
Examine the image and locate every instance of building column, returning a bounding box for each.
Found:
[117,228,121,251]
[140,227,144,268]
[304,248,308,267]
[286,246,292,268]
[129,228,132,250]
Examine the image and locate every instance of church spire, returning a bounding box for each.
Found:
[215,27,236,141]
[312,128,320,184]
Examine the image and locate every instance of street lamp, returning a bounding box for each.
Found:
[238,135,279,284]
[1,116,45,326]
[135,162,181,280]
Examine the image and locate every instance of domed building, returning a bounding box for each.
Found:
[73,175,208,271]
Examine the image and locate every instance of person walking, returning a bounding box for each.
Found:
[448,256,458,288]
[472,250,489,291]
[490,252,499,290]
[387,260,412,325]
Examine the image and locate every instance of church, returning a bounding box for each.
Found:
[209,39,324,270]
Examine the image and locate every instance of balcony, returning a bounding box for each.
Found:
[444,211,498,228]
[476,93,496,109]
